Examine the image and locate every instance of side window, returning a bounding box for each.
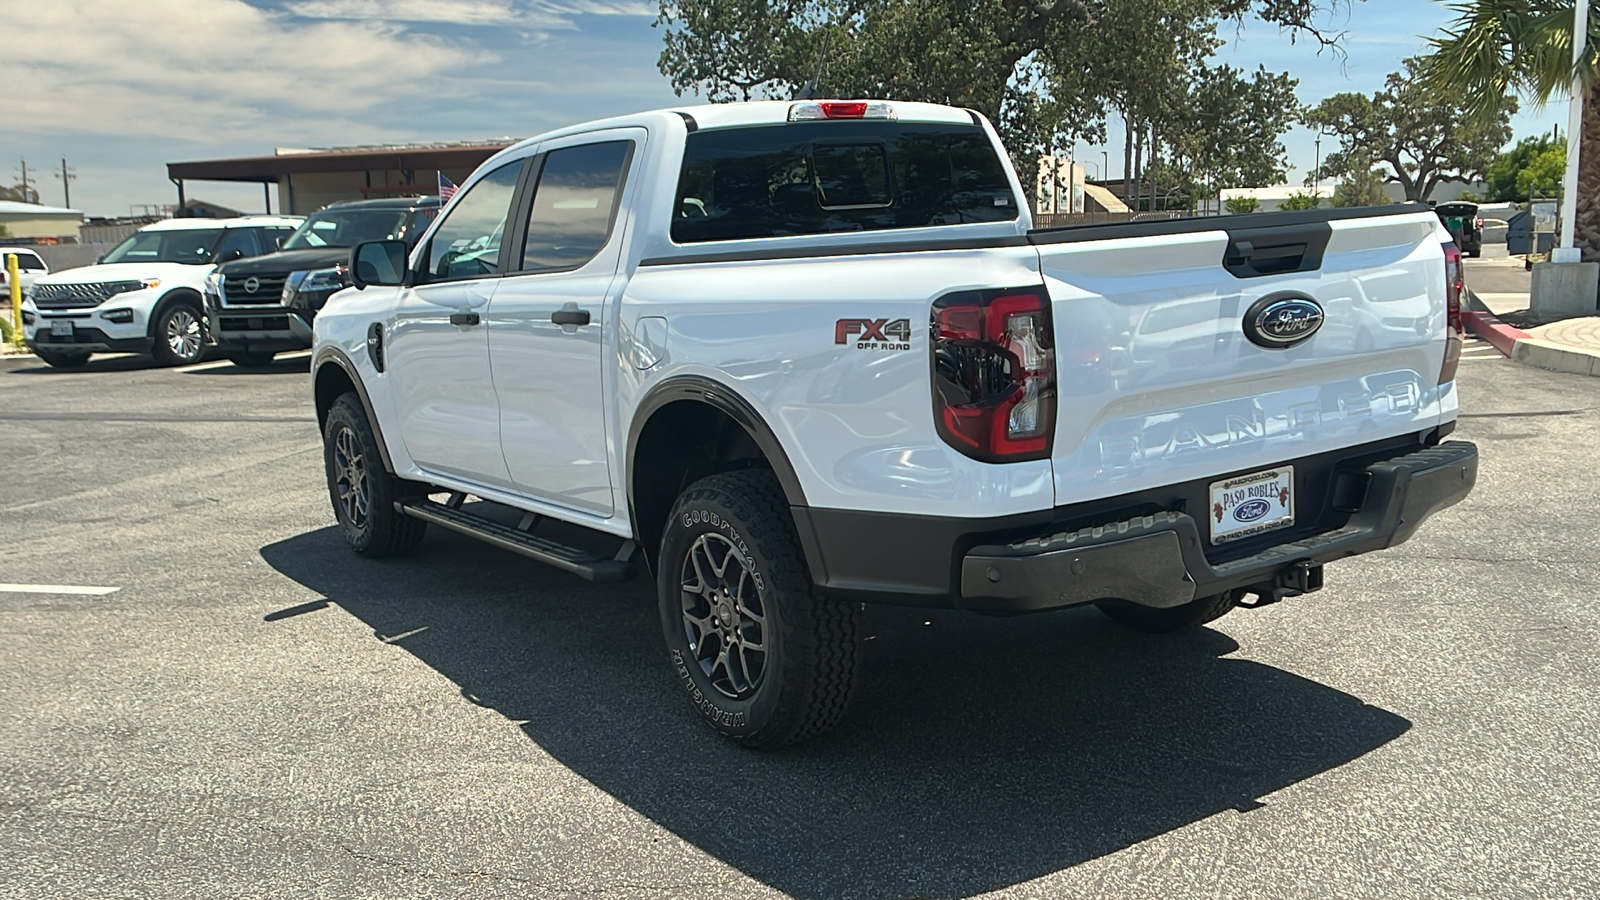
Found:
[261,227,293,251]
[426,161,524,281]
[521,141,631,272]
[214,228,262,260]
[400,208,439,247]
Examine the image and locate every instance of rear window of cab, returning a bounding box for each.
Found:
[672,121,1018,244]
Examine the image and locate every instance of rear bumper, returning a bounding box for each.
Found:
[795,437,1477,612]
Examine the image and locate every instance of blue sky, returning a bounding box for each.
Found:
[0,0,1566,217]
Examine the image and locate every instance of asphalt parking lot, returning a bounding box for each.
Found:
[2,343,1597,900]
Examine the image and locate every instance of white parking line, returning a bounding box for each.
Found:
[0,583,121,596]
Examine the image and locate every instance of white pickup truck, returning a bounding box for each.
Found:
[311,99,1478,748]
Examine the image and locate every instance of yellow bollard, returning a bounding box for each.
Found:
[5,253,22,348]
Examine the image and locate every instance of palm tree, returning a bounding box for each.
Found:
[1427,1,1600,259]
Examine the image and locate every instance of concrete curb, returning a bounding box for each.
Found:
[1465,289,1600,376]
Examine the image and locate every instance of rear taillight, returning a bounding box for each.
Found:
[1440,242,1464,385]
[931,288,1056,462]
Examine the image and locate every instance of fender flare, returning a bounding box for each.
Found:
[627,375,809,514]
[147,288,204,340]
[312,346,396,473]
[627,376,827,580]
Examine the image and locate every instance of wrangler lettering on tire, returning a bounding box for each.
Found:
[657,470,860,749]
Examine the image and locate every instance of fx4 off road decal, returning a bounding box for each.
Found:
[835,317,913,351]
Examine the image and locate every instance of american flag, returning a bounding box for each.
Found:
[438,173,459,203]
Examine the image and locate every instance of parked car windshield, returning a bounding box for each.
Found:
[672,121,1018,244]
[283,209,410,250]
[102,229,226,265]
[2,251,46,270]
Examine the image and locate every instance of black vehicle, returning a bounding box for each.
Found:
[205,197,441,367]
[1433,201,1483,258]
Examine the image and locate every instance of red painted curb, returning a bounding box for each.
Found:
[1462,308,1527,356]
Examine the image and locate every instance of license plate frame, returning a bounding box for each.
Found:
[1209,466,1295,544]
[49,319,74,338]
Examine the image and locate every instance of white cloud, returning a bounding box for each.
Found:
[282,0,521,25]
[282,0,655,27]
[0,0,484,143]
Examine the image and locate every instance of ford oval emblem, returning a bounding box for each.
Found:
[1234,499,1273,522]
[1243,293,1324,349]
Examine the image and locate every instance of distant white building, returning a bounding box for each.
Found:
[1220,180,1490,213]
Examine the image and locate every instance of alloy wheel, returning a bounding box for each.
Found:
[332,426,370,530]
[166,308,203,361]
[679,533,768,699]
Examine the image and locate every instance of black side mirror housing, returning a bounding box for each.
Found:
[219,248,245,262]
[351,240,408,290]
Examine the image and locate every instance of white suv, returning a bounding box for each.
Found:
[0,247,49,301]
[22,215,300,368]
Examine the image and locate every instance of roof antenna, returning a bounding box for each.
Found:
[796,31,832,100]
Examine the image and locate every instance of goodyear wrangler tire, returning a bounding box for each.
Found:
[658,470,861,749]
[1095,590,1241,634]
[322,393,426,558]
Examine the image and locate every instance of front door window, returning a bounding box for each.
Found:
[426,161,523,281]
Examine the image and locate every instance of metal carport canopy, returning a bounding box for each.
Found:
[166,143,515,183]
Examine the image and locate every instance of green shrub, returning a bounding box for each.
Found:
[1224,195,1261,215]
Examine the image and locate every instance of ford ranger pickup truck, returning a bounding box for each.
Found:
[311,99,1478,749]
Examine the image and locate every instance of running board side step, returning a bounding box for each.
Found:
[397,498,636,582]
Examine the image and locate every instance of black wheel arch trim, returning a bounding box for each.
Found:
[312,346,396,474]
[627,375,820,577]
[147,288,205,341]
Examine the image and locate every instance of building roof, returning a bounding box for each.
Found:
[167,142,517,183]
[0,200,81,217]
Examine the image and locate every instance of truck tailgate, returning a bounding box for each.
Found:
[1035,209,1452,507]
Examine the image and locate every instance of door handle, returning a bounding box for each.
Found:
[449,312,480,326]
[551,309,592,327]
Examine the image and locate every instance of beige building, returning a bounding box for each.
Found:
[0,201,83,241]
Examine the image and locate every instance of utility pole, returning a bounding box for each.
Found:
[17,159,33,203]
[55,158,76,209]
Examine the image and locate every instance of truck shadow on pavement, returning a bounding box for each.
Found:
[262,526,1410,900]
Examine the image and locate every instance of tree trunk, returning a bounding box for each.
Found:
[1133,122,1145,212]
[1123,115,1134,208]
[1576,78,1600,263]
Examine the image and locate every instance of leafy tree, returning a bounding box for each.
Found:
[1484,134,1563,201]
[1160,64,1299,204]
[1280,190,1322,210]
[1224,195,1261,214]
[1426,0,1600,259]
[1331,155,1389,207]
[1305,57,1515,201]
[1516,142,1567,198]
[656,0,1355,190]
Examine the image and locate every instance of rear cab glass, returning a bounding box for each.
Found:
[672,121,1018,244]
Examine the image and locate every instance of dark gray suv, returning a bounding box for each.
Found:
[204,196,441,367]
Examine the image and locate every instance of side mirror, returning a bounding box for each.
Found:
[350,240,408,290]
[220,248,245,262]
[95,254,106,264]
